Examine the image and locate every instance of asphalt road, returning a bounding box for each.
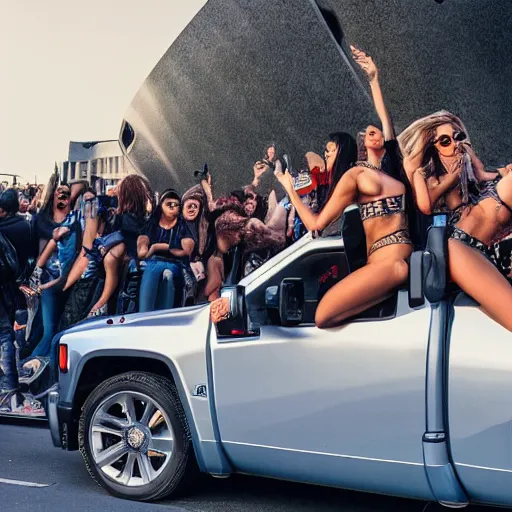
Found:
[0,419,497,512]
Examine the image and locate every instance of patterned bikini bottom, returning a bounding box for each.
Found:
[492,237,512,278]
[449,227,496,264]
[368,229,413,257]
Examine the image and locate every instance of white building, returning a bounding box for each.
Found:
[61,140,136,192]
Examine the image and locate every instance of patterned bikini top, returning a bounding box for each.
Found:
[359,194,406,222]
[476,176,512,214]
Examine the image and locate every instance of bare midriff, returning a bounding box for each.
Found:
[456,174,512,244]
[457,200,511,245]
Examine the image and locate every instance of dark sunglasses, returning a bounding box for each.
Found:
[245,193,257,201]
[433,131,467,147]
[185,203,199,210]
[165,201,180,208]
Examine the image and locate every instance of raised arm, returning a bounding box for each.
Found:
[351,45,394,140]
[70,180,88,207]
[200,176,217,212]
[274,168,359,232]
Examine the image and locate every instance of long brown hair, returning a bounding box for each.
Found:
[117,175,152,217]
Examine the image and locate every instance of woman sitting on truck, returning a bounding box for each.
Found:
[398,110,499,227]
[275,141,413,328]
[273,47,414,328]
[409,153,512,331]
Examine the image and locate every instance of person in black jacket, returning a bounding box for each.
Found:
[0,189,32,271]
[0,188,43,415]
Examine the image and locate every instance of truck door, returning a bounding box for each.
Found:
[448,294,512,507]
[209,242,435,501]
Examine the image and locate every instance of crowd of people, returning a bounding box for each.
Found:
[1,46,511,416]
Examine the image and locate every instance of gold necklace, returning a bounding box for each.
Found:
[357,160,382,171]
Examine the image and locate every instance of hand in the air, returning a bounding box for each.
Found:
[351,45,378,81]
[274,168,294,192]
[253,161,269,179]
[200,174,212,191]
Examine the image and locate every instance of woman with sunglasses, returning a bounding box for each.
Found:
[398,111,497,226]
[29,176,83,358]
[399,113,512,330]
[137,189,195,312]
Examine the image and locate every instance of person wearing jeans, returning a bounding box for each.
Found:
[139,261,184,312]
[137,189,194,313]
[0,290,17,393]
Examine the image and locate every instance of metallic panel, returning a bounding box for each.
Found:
[121,0,512,192]
[48,390,61,448]
[448,293,512,504]
[58,304,231,474]
[224,442,433,501]
[423,440,468,507]
[211,296,433,498]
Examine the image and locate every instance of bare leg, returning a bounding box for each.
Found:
[448,239,512,331]
[63,217,99,291]
[315,256,409,329]
[89,243,126,313]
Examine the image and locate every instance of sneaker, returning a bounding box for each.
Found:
[18,393,46,417]
[0,390,45,417]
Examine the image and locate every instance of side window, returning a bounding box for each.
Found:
[246,247,399,327]
[246,249,348,326]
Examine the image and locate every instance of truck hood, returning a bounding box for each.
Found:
[59,303,210,339]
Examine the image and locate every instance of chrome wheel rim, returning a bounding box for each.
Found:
[89,391,174,487]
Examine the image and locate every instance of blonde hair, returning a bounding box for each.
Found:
[397,110,476,202]
[398,111,470,174]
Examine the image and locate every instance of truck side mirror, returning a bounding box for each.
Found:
[266,278,304,326]
[216,285,258,338]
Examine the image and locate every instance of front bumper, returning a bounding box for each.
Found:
[48,390,79,450]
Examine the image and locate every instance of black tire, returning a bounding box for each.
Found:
[79,371,197,501]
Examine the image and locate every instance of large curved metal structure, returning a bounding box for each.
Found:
[119,0,511,194]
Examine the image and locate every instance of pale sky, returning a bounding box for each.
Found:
[0,0,207,185]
